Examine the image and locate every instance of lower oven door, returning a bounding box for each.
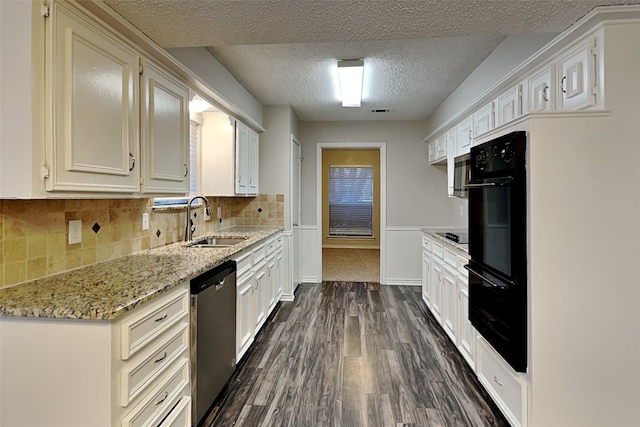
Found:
[466,262,527,372]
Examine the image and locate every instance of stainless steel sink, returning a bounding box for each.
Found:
[188,237,247,248]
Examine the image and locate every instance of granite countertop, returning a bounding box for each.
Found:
[421,228,469,253]
[0,226,283,321]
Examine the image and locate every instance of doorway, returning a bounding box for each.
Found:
[316,143,387,284]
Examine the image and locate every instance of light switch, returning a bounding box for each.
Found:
[217,206,222,219]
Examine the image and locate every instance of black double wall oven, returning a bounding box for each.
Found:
[466,131,527,373]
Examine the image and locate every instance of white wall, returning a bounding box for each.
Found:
[299,121,451,227]
[425,33,557,135]
[166,47,263,126]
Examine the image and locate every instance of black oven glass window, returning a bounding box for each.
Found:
[484,185,511,277]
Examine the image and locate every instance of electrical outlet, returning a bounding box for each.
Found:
[68,220,82,244]
[142,213,149,230]
[217,206,222,219]
[204,207,211,221]
[460,206,464,216]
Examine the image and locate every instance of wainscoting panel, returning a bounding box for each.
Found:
[281,232,294,301]
[384,227,423,286]
[300,226,320,283]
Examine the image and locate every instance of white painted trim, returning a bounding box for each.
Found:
[385,279,422,286]
[290,135,302,293]
[316,142,387,284]
[280,295,295,302]
[385,226,424,231]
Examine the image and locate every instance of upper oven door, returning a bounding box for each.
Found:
[467,176,515,281]
[453,154,470,198]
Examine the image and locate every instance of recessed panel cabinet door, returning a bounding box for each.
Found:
[235,123,250,194]
[48,3,139,193]
[141,59,190,195]
[248,128,259,195]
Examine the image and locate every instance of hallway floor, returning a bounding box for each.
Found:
[204,282,508,427]
[322,248,380,282]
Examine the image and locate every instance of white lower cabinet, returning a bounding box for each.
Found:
[0,283,190,427]
[441,265,457,343]
[430,256,444,323]
[456,275,476,371]
[477,337,528,427]
[234,233,283,363]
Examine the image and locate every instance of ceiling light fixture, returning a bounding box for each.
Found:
[338,59,364,108]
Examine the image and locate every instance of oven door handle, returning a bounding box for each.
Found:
[464,265,510,289]
[464,182,497,188]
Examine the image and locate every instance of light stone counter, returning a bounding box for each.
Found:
[421,227,469,254]
[0,226,283,320]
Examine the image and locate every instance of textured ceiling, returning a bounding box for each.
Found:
[104,0,639,121]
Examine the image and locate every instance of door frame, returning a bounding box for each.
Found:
[316,142,387,284]
[290,134,301,292]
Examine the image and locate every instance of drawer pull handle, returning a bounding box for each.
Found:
[154,313,168,322]
[155,392,168,406]
[154,352,168,363]
[494,376,504,387]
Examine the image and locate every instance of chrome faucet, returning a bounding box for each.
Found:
[184,195,212,242]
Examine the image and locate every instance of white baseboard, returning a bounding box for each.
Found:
[384,279,422,286]
[301,276,320,284]
[280,294,295,302]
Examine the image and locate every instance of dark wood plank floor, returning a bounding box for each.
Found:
[203,282,509,427]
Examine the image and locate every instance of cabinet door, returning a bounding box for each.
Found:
[557,37,597,110]
[457,277,476,371]
[457,116,473,154]
[422,251,432,308]
[48,3,139,193]
[430,258,443,322]
[495,85,521,127]
[140,59,190,194]
[428,141,436,163]
[267,258,276,314]
[442,267,457,343]
[253,266,267,333]
[472,103,493,140]
[248,128,259,195]
[235,122,250,194]
[276,250,284,299]
[236,274,254,361]
[527,65,555,113]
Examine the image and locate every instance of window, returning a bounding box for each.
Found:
[153,119,200,207]
[328,166,373,237]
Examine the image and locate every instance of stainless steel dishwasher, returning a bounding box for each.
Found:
[190,260,237,427]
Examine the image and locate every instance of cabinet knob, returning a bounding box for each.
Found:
[129,153,135,171]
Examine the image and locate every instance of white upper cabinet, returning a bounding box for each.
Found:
[472,102,493,141]
[495,85,522,127]
[557,36,598,110]
[248,128,259,195]
[200,113,258,197]
[428,134,447,164]
[525,64,556,113]
[46,1,140,193]
[140,59,190,195]
[235,122,250,194]
[456,116,473,155]
[235,121,259,196]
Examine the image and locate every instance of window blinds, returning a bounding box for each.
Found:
[329,166,374,236]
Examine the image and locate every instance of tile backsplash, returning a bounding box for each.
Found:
[0,194,284,288]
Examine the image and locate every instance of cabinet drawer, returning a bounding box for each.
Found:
[121,323,189,407]
[458,255,469,277]
[477,338,527,427]
[122,359,189,427]
[444,248,457,268]
[431,240,443,259]
[252,244,266,265]
[121,287,189,360]
[160,396,191,427]
[422,235,432,252]
[266,238,276,255]
[234,250,252,278]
